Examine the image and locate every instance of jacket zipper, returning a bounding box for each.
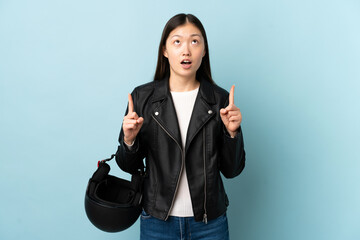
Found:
[202,128,208,224]
[152,115,184,221]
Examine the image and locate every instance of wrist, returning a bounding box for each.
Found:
[124,137,135,146]
[227,130,237,138]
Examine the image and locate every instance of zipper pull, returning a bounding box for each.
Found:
[203,213,208,224]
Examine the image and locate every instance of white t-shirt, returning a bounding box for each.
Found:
[169,87,199,217]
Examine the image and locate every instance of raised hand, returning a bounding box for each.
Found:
[122,94,144,145]
[220,85,242,138]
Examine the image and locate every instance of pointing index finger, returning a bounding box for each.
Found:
[128,93,134,113]
[229,85,235,105]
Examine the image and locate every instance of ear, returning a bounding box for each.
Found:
[202,49,206,57]
[163,46,168,58]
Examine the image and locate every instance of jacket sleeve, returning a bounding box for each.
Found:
[115,90,146,175]
[219,98,246,178]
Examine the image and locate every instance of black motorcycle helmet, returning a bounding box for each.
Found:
[85,155,144,232]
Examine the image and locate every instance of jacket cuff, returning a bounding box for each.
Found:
[223,125,240,139]
[119,129,140,153]
[123,138,136,150]
[123,137,139,153]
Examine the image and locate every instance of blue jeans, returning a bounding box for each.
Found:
[140,209,230,240]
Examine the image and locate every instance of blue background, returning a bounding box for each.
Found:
[0,0,359,239]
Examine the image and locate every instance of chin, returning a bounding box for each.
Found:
[180,72,197,79]
[171,69,198,79]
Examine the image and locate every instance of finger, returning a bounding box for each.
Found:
[128,93,134,113]
[220,110,229,123]
[125,111,139,120]
[220,114,229,125]
[124,119,138,124]
[124,123,137,130]
[229,116,242,122]
[225,104,239,111]
[136,117,144,124]
[229,85,235,105]
[131,112,139,119]
[225,111,240,118]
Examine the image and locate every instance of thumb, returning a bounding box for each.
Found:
[220,108,227,115]
[220,110,229,125]
[136,117,144,124]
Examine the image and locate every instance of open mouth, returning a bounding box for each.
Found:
[181,60,192,65]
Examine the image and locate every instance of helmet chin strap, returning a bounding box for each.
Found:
[91,161,111,182]
[97,154,116,167]
[98,152,145,176]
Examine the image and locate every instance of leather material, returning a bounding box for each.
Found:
[116,77,246,222]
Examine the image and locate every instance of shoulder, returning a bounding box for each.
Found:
[132,81,155,94]
[130,81,156,109]
[206,81,230,105]
[131,81,155,98]
[212,83,229,98]
[212,84,230,107]
[198,79,230,107]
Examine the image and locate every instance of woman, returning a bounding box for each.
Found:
[116,13,246,240]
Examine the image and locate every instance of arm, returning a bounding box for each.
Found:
[219,124,246,178]
[116,127,145,175]
[115,90,146,174]
[219,85,246,178]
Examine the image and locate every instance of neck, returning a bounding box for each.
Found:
[169,74,200,92]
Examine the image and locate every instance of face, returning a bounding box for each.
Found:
[163,22,206,80]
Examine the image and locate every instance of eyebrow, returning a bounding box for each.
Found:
[170,34,202,39]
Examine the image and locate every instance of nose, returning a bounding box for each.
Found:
[182,43,191,56]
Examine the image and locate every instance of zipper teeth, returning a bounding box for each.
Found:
[152,115,184,221]
[203,127,208,224]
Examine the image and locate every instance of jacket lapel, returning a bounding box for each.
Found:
[185,79,216,152]
[151,78,182,147]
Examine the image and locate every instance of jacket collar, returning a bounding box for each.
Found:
[152,76,216,105]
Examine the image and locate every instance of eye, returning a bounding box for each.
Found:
[192,39,198,44]
[174,40,180,45]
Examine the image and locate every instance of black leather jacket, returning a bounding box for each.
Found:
[116,77,246,222]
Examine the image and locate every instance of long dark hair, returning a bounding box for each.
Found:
[154,13,214,84]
